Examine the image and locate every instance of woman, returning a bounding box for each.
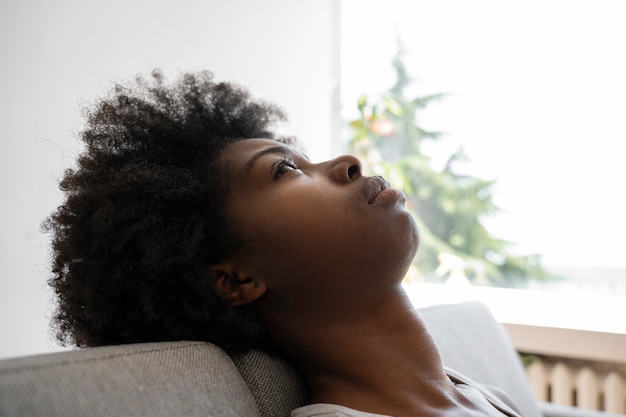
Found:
[45,71,521,417]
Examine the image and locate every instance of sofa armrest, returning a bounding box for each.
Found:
[539,401,626,417]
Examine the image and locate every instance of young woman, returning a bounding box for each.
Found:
[45,71,521,417]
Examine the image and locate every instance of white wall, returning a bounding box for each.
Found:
[0,0,338,359]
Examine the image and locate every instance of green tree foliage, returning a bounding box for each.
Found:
[347,49,552,287]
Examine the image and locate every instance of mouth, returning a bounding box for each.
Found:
[366,176,392,204]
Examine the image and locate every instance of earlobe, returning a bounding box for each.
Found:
[206,265,267,307]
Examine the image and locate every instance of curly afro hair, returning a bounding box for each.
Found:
[43,70,289,353]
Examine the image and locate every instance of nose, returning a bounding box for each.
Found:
[329,154,362,183]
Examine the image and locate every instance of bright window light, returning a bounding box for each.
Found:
[341,0,626,295]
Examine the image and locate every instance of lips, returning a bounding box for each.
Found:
[366,176,392,204]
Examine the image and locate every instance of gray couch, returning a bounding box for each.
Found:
[0,302,619,417]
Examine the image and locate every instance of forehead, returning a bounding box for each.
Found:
[218,138,287,188]
[219,138,276,171]
[225,138,287,158]
[220,138,304,171]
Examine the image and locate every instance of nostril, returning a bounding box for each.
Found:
[331,155,362,183]
[348,165,359,180]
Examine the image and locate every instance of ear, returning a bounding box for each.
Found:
[206,263,267,307]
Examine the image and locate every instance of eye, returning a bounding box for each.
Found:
[271,157,299,179]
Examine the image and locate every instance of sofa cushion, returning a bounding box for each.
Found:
[419,301,542,417]
[0,341,260,417]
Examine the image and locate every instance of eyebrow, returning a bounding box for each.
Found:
[245,145,309,172]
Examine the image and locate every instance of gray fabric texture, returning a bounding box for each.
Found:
[0,341,260,417]
[231,350,309,417]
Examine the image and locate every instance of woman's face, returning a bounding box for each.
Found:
[218,138,419,309]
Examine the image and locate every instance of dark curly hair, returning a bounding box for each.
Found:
[43,70,288,352]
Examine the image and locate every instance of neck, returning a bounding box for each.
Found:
[258,285,463,417]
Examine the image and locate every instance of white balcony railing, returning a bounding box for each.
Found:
[524,355,625,413]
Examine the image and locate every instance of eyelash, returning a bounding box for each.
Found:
[272,157,299,179]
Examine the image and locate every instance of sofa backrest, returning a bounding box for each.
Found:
[0,302,541,417]
[0,341,264,417]
[420,301,542,417]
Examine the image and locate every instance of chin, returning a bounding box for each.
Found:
[404,212,420,258]
[394,216,420,277]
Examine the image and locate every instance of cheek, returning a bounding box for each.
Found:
[233,195,351,266]
[229,186,418,283]
[247,203,345,255]
[242,205,390,279]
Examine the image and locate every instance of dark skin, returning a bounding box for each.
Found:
[210,139,503,417]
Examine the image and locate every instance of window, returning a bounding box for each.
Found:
[340,0,626,297]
